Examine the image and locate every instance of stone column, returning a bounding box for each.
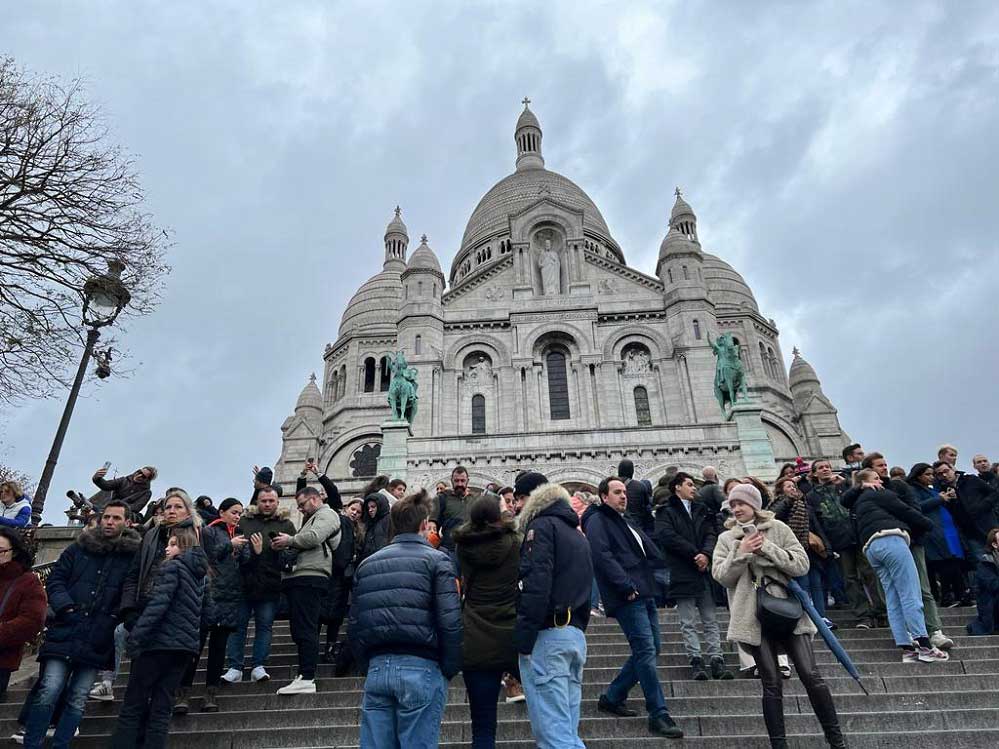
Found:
[730,398,779,482]
[377,418,412,482]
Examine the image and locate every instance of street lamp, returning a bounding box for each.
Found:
[31,260,131,524]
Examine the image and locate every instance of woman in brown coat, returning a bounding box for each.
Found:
[453,494,522,749]
[0,528,47,696]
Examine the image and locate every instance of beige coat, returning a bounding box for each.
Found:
[711,511,815,647]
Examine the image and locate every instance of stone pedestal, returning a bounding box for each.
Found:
[729,399,779,482]
[377,418,413,481]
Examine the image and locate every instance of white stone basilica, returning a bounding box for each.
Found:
[272,102,850,494]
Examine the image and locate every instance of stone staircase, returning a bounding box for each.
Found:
[3,607,997,747]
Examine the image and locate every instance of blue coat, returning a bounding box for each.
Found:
[39,528,141,669]
[128,547,208,657]
[584,500,663,616]
[967,554,999,636]
[910,482,966,562]
[348,533,462,678]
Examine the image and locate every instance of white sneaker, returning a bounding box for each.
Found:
[250,666,270,682]
[276,675,316,695]
[10,729,23,745]
[220,668,242,684]
[917,646,950,663]
[89,681,114,702]
[930,630,954,651]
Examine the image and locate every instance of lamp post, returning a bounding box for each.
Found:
[31,260,131,524]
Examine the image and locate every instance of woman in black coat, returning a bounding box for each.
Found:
[357,493,391,564]
[320,498,362,662]
[111,527,208,749]
[177,498,247,713]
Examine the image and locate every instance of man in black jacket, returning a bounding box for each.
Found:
[513,473,592,749]
[934,460,999,563]
[618,459,654,534]
[222,486,296,684]
[585,476,683,739]
[91,465,156,516]
[348,491,461,749]
[24,501,139,748]
[435,465,471,554]
[655,472,731,681]
[972,454,998,489]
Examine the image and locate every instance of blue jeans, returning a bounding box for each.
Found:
[796,559,827,617]
[865,535,926,646]
[590,578,600,610]
[226,598,277,670]
[24,658,97,749]
[360,654,447,749]
[604,597,668,718]
[97,622,128,684]
[519,626,587,749]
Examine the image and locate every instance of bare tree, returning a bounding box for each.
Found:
[0,57,170,403]
[0,463,34,495]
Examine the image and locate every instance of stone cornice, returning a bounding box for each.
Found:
[584,251,664,292]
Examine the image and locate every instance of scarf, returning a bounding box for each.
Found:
[786,496,810,549]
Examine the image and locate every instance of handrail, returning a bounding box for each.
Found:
[26,561,55,654]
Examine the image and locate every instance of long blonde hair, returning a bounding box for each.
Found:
[162,488,202,528]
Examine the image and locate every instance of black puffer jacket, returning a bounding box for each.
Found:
[946,474,999,543]
[585,500,663,616]
[844,487,934,550]
[120,517,198,622]
[127,547,208,657]
[202,521,242,629]
[514,483,593,654]
[843,477,929,545]
[624,478,654,535]
[40,528,141,669]
[653,496,717,600]
[236,505,296,601]
[358,493,391,564]
[348,533,462,678]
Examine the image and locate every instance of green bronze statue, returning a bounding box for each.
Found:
[708,332,747,415]
[387,351,419,423]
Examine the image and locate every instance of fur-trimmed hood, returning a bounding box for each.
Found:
[76,527,142,556]
[517,482,574,532]
[242,504,291,520]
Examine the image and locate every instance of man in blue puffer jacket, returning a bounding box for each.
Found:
[22,501,139,749]
[348,489,461,749]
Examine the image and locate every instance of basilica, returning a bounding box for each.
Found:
[271,102,850,494]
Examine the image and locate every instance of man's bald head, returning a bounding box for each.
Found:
[702,466,718,483]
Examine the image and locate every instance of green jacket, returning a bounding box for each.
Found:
[454,519,521,671]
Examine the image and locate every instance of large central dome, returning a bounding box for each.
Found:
[460,168,614,252]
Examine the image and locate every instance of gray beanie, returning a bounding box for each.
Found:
[727,483,763,513]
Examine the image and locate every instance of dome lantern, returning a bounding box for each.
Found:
[383,206,409,271]
[514,97,544,171]
[669,186,698,242]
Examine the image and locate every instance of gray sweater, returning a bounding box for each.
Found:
[284,504,341,580]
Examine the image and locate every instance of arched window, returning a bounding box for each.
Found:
[546,351,571,420]
[414,335,422,355]
[363,357,376,392]
[682,265,689,280]
[768,347,779,380]
[339,365,346,398]
[471,394,486,434]
[667,268,674,284]
[379,356,391,392]
[330,372,338,402]
[693,319,702,340]
[634,386,652,426]
[759,343,770,378]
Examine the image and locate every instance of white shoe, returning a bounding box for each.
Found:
[251,666,270,682]
[276,675,316,695]
[220,668,242,684]
[89,681,114,702]
[10,729,23,745]
[930,630,954,651]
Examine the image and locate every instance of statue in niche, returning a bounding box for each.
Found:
[623,348,650,376]
[538,238,561,296]
[466,356,492,385]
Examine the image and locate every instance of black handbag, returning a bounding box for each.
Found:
[753,573,802,639]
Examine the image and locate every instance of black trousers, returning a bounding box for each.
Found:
[463,668,505,749]
[323,577,352,647]
[286,578,325,680]
[181,625,232,688]
[110,650,187,749]
[927,558,965,603]
[747,634,844,748]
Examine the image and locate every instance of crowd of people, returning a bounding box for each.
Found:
[0,440,995,748]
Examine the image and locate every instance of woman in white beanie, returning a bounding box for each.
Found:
[712,482,846,749]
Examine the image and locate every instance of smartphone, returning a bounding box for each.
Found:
[102,461,112,471]
[740,523,757,537]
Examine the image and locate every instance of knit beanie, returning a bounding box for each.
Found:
[514,471,548,498]
[727,483,763,513]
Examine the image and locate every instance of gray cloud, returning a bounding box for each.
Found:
[2,0,998,520]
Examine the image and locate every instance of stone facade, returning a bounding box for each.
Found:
[273,103,850,494]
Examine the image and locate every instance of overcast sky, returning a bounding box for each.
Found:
[3,1,998,522]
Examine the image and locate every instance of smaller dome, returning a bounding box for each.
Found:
[385,206,408,238]
[702,253,759,313]
[516,103,541,131]
[406,234,443,274]
[295,373,323,412]
[788,348,821,392]
[671,189,695,221]
[338,269,403,337]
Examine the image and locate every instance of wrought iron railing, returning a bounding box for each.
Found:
[27,561,55,655]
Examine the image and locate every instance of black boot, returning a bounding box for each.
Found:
[597,694,637,717]
[762,694,787,749]
[172,687,190,716]
[710,656,734,680]
[648,713,684,738]
[320,643,335,664]
[806,681,846,748]
[690,657,709,680]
